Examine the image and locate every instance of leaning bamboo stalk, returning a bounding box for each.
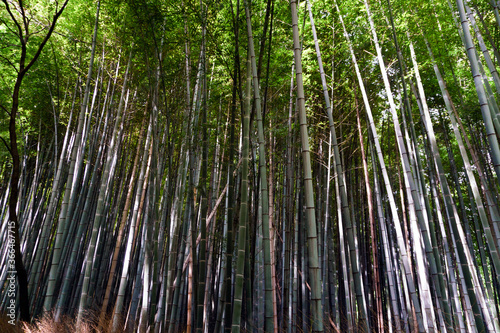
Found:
[384,5,451,326]
[456,0,500,188]
[43,7,100,308]
[54,82,112,318]
[99,107,147,324]
[489,0,500,32]
[57,52,106,285]
[382,3,452,329]
[419,28,500,327]
[28,78,76,306]
[365,0,456,329]
[421,7,500,272]
[335,1,424,330]
[470,1,500,66]
[112,112,153,331]
[405,41,439,328]
[465,1,500,97]
[78,45,133,325]
[292,181,299,333]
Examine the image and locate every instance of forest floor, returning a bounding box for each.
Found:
[0,312,120,333]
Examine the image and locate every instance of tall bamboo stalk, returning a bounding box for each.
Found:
[243,1,274,331]
[290,0,323,331]
[231,51,251,333]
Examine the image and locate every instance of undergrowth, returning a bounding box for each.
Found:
[0,311,122,333]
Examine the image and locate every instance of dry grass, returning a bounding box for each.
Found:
[0,311,123,333]
[0,312,24,333]
[0,310,399,332]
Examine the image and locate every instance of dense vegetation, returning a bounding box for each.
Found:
[2,0,500,332]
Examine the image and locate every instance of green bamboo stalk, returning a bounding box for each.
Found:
[355,99,383,333]
[231,51,251,333]
[112,110,152,331]
[196,30,208,333]
[334,165,353,332]
[489,0,500,31]
[243,1,274,331]
[368,129,403,333]
[428,171,467,332]
[289,0,323,330]
[465,1,500,97]
[470,1,500,66]
[456,0,500,188]
[268,126,278,333]
[168,201,191,333]
[283,63,294,333]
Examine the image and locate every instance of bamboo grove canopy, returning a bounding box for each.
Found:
[3,0,500,332]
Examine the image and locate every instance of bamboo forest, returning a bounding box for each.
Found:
[6,0,500,332]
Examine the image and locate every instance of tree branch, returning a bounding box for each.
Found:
[22,0,70,75]
[18,0,30,39]
[0,136,12,155]
[1,0,23,44]
[0,103,11,117]
[0,16,20,36]
[0,54,20,73]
